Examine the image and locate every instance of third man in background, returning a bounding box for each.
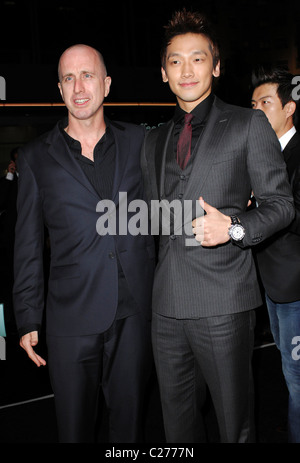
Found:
[252,67,300,443]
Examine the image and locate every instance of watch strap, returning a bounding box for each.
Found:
[230,215,240,225]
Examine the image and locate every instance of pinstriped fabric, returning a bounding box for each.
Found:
[141,95,294,443]
[142,97,295,319]
[153,234,261,318]
[152,310,256,442]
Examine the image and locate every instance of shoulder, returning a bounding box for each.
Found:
[286,131,300,151]
[19,125,57,161]
[285,132,300,170]
[109,120,145,137]
[214,96,261,121]
[145,120,172,144]
[214,96,273,139]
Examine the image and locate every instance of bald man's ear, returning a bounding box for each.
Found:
[58,82,64,101]
[104,76,112,98]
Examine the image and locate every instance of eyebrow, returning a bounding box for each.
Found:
[61,70,94,79]
[251,95,274,103]
[167,50,208,59]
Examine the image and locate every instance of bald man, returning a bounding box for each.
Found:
[13,44,155,443]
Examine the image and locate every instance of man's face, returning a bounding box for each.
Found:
[58,45,111,122]
[161,33,220,112]
[251,83,290,138]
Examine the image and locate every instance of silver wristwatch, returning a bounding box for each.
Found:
[228,216,245,242]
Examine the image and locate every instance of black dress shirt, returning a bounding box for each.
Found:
[164,93,214,202]
[59,118,115,199]
[59,119,139,321]
[172,92,214,162]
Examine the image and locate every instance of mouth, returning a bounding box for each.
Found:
[74,98,90,105]
[179,82,198,88]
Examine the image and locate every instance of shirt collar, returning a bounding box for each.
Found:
[59,118,80,149]
[58,117,111,149]
[279,126,296,151]
[173,93,214,124]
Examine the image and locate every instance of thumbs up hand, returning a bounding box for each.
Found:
[192,197,231,247]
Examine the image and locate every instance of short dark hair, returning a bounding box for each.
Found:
[161,9,220,70]
[252,65,299,127]
[252,66,296,108]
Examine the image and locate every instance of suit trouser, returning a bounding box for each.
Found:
[152,310,256,443]
[47,312,152,443]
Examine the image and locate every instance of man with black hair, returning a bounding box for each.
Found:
[252,67,300,443]
[141,10,295,443]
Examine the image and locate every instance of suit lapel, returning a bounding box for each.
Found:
[283,132,300,179]
[110,123,130,205]
[283,132,300,162]
[46,124,100,199]
[183,99,231,199]
[155,121,173,198]
[156,98,232,200]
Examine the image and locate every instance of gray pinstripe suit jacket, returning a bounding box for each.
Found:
[141,96,295,318]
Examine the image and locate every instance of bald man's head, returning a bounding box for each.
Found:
[58,44,107,83]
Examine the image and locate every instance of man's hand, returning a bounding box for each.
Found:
[192,197,231,247]
[20,331,46,367]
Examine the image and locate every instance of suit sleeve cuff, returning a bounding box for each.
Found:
[18,324,41,338]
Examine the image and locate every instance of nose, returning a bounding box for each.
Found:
[74,77,84,94]
[181,61,194,78]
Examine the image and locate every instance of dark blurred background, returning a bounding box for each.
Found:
[1,0,300,171]
[1,0,300,103]
[0,0,297,443]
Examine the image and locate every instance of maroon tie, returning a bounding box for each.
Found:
[177,113,194,170]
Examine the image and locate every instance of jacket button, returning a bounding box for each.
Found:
[109,252,115,259]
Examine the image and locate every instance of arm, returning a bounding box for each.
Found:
[192,110,295,247]
[13,149,46,364]
[239,110,294,245]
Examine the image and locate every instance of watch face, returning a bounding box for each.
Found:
[231,224,245,241]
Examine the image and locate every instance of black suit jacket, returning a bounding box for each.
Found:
[13,120,155,336]
[256,131,300,303]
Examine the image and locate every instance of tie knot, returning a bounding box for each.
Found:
[184,113,194,125]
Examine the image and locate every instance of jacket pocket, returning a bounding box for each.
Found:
[50,263,80,280]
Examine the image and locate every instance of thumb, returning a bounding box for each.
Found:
[29,331,39,347]
[199,197,216,214]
